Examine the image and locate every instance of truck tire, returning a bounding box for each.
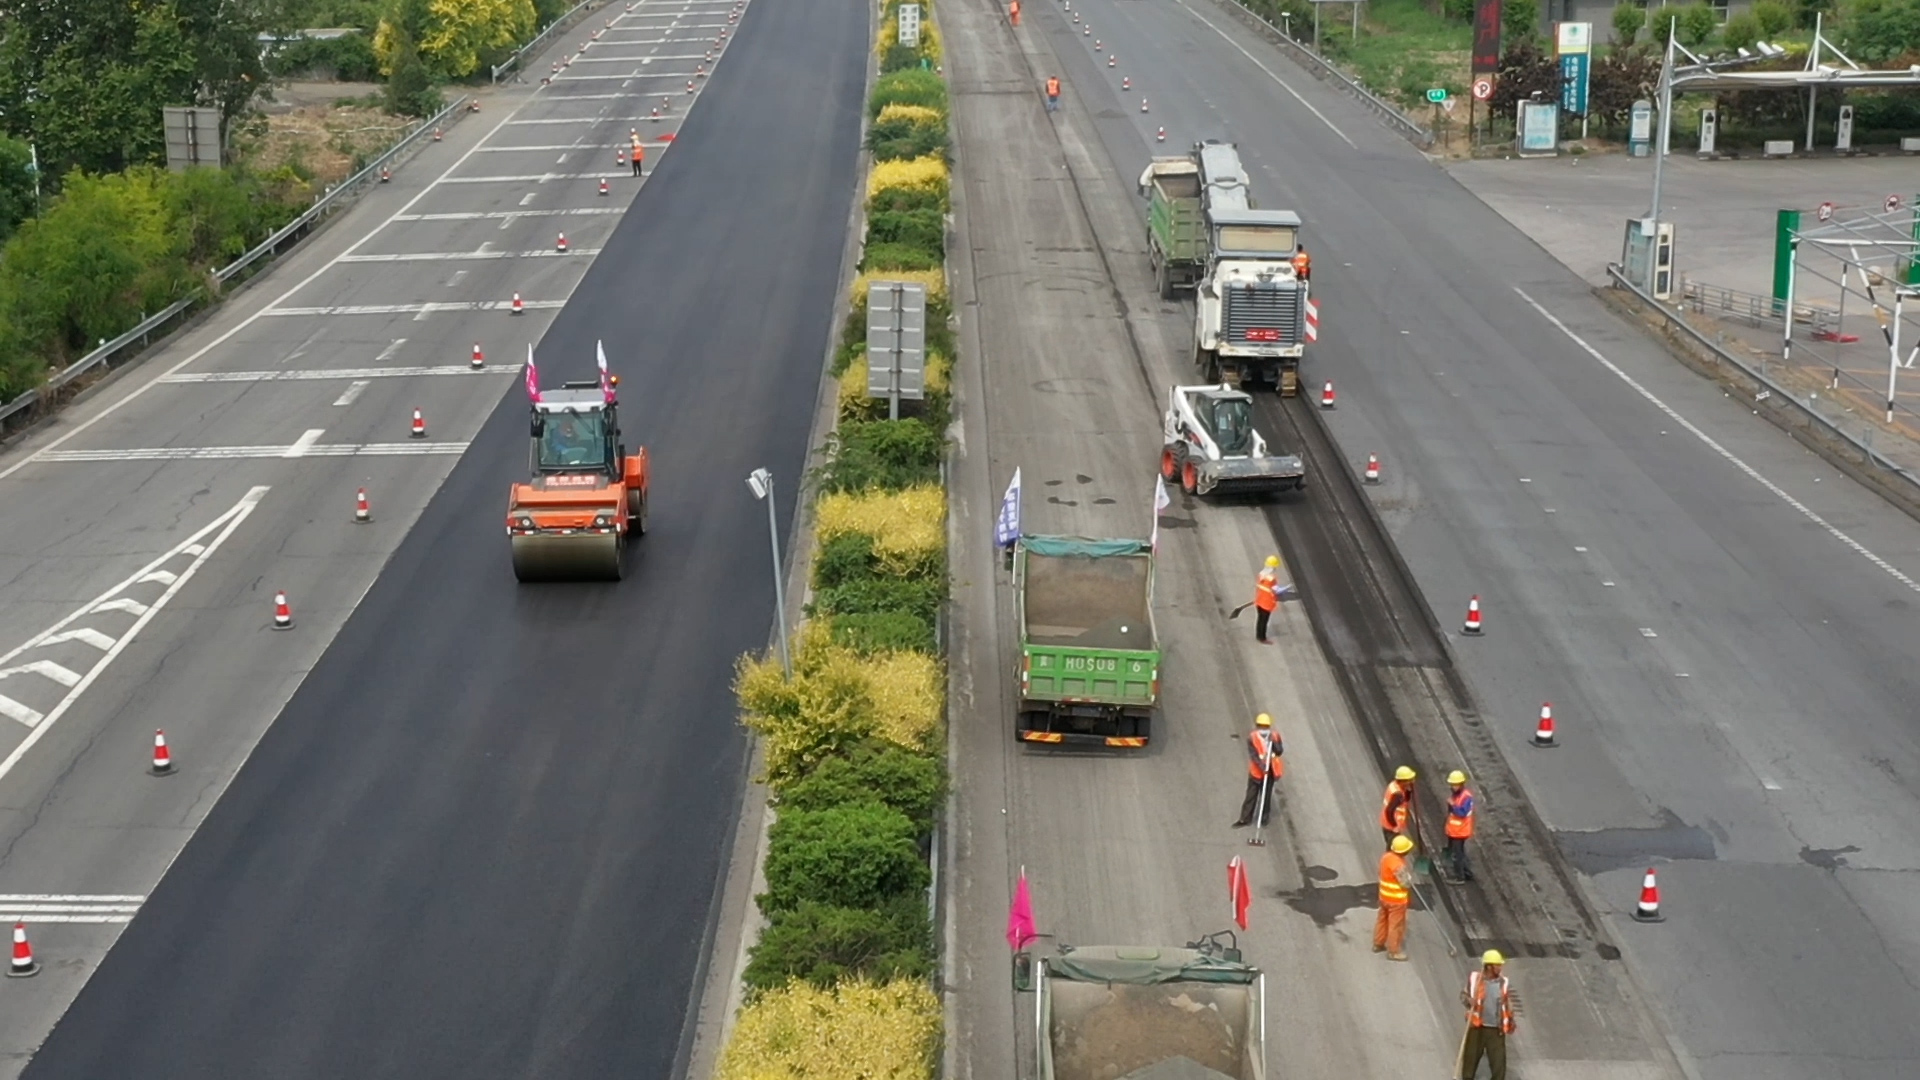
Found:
[1181,458,1200,496]
[1160,444,1182,481]
[1156,260,1174,300]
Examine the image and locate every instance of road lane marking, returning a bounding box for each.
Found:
[0,896,146,924]
[476,145,668,153]
[551,70,701,81]
[1517,287,1920,595]
[44,629,116,651]
[0,661,81,691]
[263,301,564,316]
[35,443,470,462]
[436,172,625,184]
[1638,628,1658,638]
[337,247,603,262]
[1170,0,1356,148]
[137,570,178,585]
[284,429,326,458]
[395,208,625,221]
[333,380,371,406]
[0,489,267,768]
[164,365,505,384]
[92,598,151,617]
[0,697,41,728]
[507,112,662,121]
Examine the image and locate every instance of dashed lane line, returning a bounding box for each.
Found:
[35,443,470,463]
[161,366,511,384]
[0,896,146,925]
[262,301,565,317]
[1516,287,1920,595]
[1169,0,1355,149]
[337,247,604,262]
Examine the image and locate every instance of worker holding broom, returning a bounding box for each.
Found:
[1457,951,1517,1079]
[1232,713,1282,828]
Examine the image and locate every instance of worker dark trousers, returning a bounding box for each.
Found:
[1448,837,1473,881]
[1236,775,1273,826]
[1254,605,1273,642]
[631,156,644,177]
[1046,93,1058,112]
[1459,1024,1506,1080]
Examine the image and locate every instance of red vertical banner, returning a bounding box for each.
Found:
[1228,856,1251,931]
[1472,0,1503,74]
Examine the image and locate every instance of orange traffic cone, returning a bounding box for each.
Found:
[272,590,293,630]
[1363,454,1380,483]
[151,729,173,775]
[355,487,372,523]
[410,408,427,439]
[686,80,695,93]
[556,232,569,252]
[8,923,38,978]
[1108,54,1116,67]
[432,127,442,141]
[1156,126,1164,142]
[380,167,391,183]
[1095,39,1102,50]
[471,343,485,369]
[617,146,626,166]
[1320,381,1335,408]
[600,178,611,196]
[1533,703,1556,747]
[1463,595,1483,635]
[1123,76,1132,90]
[697,64,706,77]
[1633,868,1664,921]
[650,106,661,121]
[1140,97,1149,112]
[510,293,524,315]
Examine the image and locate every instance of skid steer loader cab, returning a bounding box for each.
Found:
[1196,390,1253,456]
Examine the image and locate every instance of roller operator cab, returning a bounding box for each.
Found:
[506,383,650,582]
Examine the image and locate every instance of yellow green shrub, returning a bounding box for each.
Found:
[716,978,942,1080]
[737,627,877,781]
[865,649,944,751]
[868,156,948,206]
[850,269,946,306]
[877,104,944,129]
[814,486,946,577]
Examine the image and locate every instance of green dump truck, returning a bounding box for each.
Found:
[1014,535,1160,748]
[1033,934,1267,1080]
[1140,158,1208,299]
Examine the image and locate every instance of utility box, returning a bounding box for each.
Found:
[1836,105,1854,153]
[1698,108,1717,157]
[1763,139,1794,158]
[1622,217,1675,301]
[1628,100,1652,157]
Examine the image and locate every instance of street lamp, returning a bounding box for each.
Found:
[746,467,792,679]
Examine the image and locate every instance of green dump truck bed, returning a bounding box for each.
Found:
[1142,159,1208,300]
[1014,535,1160,748]
[1036,940,1267,1080]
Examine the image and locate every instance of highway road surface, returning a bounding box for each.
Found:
[1025,0,1920,1078]
[0,0,866,1075]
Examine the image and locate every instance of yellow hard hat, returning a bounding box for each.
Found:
[1265,555,1280,568]
[1448,770,1467,785]
[1482,950,1505,966]
[1390,835,1414,854]
[1255,712,1272,728]
[1394,765,1416,781]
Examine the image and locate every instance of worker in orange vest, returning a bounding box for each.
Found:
[1291,247,1311,281]
[1253,554,1282,644]
[1233,712,1283,828]
[1381,764,1418,849]
[1444,769,1475,883]
[1373,834,1413,960]
[1458,950,1516,1079]
[1009,0,1021,24]
[1044,74,1060,113]
[630,130,645,177]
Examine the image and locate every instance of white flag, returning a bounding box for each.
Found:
[1151,473,1170,553]
[995,467,1022,549]
[596,339,614,402]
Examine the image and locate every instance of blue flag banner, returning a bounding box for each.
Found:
[996,467,1022,548]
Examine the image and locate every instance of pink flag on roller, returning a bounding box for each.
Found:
[1006,869,1038,952]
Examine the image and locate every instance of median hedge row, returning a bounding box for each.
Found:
[714,3,953,1077]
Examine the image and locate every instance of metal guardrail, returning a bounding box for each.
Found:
[1679,276,1832,332]
[1607,262,1920,505]
[492,0,601,84]
[0,92,473,434]
[1216,0,1435,149]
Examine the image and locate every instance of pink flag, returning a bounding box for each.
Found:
[524,344,542,403]
[1006,869,1038,952]
[596,339,614,403]
[1229,856,1251,931]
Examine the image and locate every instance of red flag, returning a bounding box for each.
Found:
[1228,856,1251,931]
[1006,869,1037,951]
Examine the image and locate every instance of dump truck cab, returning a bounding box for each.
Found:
[507,380,650,582]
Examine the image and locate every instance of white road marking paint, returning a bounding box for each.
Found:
[0,489,267,757]
[264,300,565,316]
[1574,545,1588,552]
[36,443,470,463]
[568,52,711,62]
[0,896,145,924]
[375,338,407,362]
[1602,580,1616,587]
[395,207,625,221]
[93,598,151,617]
[551,70,701,82]
[1519,477,1532,483]
[1638,628,1658,638]
[1761,777,1782,790]
[0,697,41,728]
[476,144,667,153]
[0,661,82,688]
[1516,287,1920,595]
[44,629,116,651]
[1170,0,1355,148]
[284,429,326,458]
[507,112,661,122]
[137,570,178,585]
[165,365,509,384]
[518,192,537,205]
[332,380,371,406]
[338,248,602,263]
[436,172,625,184]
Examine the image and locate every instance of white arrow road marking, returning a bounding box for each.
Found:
[92,598,151,617]
[0,489,267,770]
[0,661,82,688]
[44,629,116,651]
[0,895,146,924]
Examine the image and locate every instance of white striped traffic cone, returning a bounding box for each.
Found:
[355,487,372,523]
[1463,595,1483,635]
[151,729,173,775]
[272,591,293,630]
[1363,454,1380,483]
[1320,381,1336,408]
[599,178,609,196]
[1156,126,1164,142]
[8,923,38,978]
[1123,76,1132,90]
[471,343,484,370]
[1633,867,1664,921]
[556,233,568,252]
[1533,703,1556,747]
[410,408,427,438]
[510,293,524,315]
[1141,97,1149,112]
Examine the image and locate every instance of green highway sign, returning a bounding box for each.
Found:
[1426,88,1448,103]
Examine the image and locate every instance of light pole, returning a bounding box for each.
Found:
[746,467,792,679]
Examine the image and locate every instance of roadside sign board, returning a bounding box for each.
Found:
[1426,88,1447,103]
[1472,78,1493,102]
[898,3,921,47]
[866,281,926,404]
[1555,23,1592,117]
[162,107,221,171]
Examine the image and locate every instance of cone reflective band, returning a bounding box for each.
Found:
[557,233,568,251]
[411,409,426,438]
[1156,127,1164,142]
[1364,454,1380,483]
[1320,381,1335,408]
[599,179,609,196]
[1633,867,1664,921]
[1141,98,1149,112]
[1463,595,1483,634]
[8,923,37,978]
[1533,702,1556,746]
[471,343,484,369]
[152,729,173,774]
[355,487,371,523]
[273,590,292,630]
[1123,77,1131,89]
[511,293,524,315]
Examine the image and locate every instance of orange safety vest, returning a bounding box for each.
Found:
[1247,729,1283,779]
[1046,77,1060,97]
[1254,568,1278,611]
[632,137,645,160]
[1446,787,1475,840]
[1466,971,1515,1033]
[1010,0,1020,14]
[1291,249,1311,279]
[1377,851,1410,907]
[1380,780,1414,833]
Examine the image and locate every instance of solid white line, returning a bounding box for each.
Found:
[475,145,667,153]
[338,247,603,263]
[284,429,326,459]
[507,113,660,123]
[0,904,144,913]
[1515,287,1920,595]
[0,697,42,729]
[332,381,371,406]
[165,366,508,384]
[568,53,711,62]
[34,443,470,462]
[92,598,151,617]
[263,301,564,316]
[0,915,133,924]
[1170,0,1356,149]
[0,488,268,773]
[553,71,700,82]
[44,629,116,651]
[394,208,626,221]
[0,895,146,903]
[436,172,624,184]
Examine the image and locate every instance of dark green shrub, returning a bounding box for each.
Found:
[814,531,880,589]
[268,33,380,82]
[780,738,945,829]
[867,116,949,161]
[743,898,933,992]
[829,611,936,656]
[880,43,924,73]
[869,69,948,118]
[760,804,928,913]
[808,575,944,626]
[868,184,947,216]
[868,207,945,252]
[813,419,945,493]
[861,242,941,272]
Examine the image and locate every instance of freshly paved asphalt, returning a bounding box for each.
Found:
[1030,1,1920,1077]
[12,0,866,1075]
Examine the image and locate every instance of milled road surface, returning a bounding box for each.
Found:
[4,0,867,1075]
[1035,0,1920,1077]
